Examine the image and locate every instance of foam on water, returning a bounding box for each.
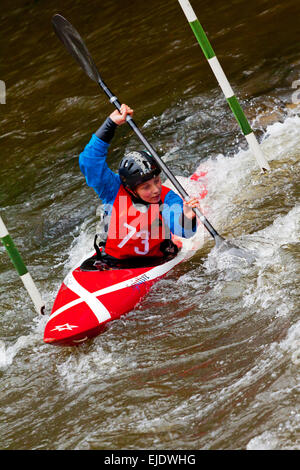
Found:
[247,421,300,450]
[0,335,39,370]
[64,216,96,272]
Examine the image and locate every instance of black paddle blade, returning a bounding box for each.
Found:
[52,14,100,83]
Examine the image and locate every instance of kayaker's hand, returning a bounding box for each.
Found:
[183,197,200,219]
[110,104,133,126]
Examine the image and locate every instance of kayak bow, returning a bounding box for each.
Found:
[44,246,189,346]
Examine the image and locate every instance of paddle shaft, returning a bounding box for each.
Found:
[98,78,222,242]
[177,0,270,172]
[0,215,45,315]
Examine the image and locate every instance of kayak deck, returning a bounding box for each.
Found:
[44,249,187,346]
[44,173,208,346]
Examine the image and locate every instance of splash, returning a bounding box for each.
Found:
[0,335,37,370]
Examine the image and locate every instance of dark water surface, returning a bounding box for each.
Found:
[0,0,299,450]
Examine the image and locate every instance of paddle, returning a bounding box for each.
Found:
[177,0,270,173]
[51,14,255,263]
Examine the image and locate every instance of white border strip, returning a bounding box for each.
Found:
[21,272,45,314]
[208,56,234,99]
[0,216,9,238]
[178,0,197,23]
[245,132,270,171]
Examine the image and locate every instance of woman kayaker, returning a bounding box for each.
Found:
[79,104,201,267]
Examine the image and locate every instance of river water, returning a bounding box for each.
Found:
[0,0,299,450]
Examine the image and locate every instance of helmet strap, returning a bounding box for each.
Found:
[123,184,149,206]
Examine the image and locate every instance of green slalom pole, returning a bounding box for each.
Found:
[178,0,270,172]
[0,215,45,315]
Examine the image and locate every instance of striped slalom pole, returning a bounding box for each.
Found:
[177,0,270,172]
[0,215,45,315]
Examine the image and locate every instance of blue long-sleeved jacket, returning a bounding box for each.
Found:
[79,134,197,239]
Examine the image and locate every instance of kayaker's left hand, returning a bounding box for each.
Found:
[110,104,133,126]
[183,197,201,219]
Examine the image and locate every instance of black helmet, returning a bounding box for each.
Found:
[118,151,161,190]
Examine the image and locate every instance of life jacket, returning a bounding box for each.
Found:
[104,185,171,259]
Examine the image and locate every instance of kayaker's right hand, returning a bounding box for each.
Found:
[110,104,133,126]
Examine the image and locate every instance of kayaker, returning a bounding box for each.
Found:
[79,104,201,267]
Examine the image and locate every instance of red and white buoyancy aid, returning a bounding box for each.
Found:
[104,185,171,259]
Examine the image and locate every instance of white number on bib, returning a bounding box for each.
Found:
[134,229,149,255]
[117,223,150,255]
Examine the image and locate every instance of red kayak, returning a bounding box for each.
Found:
[44,246,191,346]
[44,173,208,346]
